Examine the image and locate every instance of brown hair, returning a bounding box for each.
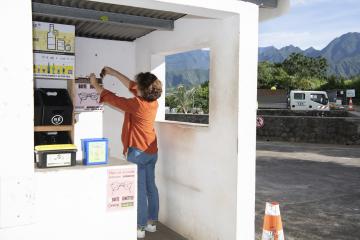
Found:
[135,72,162,102]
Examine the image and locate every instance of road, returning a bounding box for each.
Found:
[256,141,360,240]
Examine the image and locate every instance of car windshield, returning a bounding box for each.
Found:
[310,94,328,105]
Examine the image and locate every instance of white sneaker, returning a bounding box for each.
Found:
[145,224,157,233]
[137,228,145,239]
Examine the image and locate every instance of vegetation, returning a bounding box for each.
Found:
[165,81,209,114]
[258,53,360,100]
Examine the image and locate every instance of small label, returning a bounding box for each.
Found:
[51,115,64,125]
[47,153,71,167]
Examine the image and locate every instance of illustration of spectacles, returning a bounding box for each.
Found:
[78,92,99,103]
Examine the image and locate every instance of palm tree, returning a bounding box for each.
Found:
[174,85,196,114]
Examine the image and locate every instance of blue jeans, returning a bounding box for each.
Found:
[127,147,159,227]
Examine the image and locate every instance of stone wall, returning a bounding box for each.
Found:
[257,111,360,145]
[165,114,209,124]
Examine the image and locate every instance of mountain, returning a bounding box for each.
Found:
[304,47,321,58]
[165,49,210,89]
[259,32,360,77]
[320,32,360,77]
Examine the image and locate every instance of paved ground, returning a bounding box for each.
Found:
[143,141,360,240]
[256,141,360,240]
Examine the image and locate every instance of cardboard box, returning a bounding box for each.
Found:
[33,21,75,54]
[34,53,75,80]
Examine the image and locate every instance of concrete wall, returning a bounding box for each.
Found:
[135,2,259,237]
[257,114,360,145]
[165,114,209,124]
[0,1,260,239]
[75,37,136,159]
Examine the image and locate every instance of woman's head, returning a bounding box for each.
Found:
[135,72,162,101]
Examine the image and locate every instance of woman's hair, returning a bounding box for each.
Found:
[135,72,162,102]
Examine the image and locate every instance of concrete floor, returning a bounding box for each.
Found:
[256,141,360,240]
[143,223,187,240]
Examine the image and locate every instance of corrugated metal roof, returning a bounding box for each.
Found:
[32,0,186,41]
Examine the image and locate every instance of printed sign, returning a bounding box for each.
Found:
[107,168,136,211]
[34,53,75,79]
[256,116,264,128]
[33,21,75,54]
[346,89,356,98]
[46,153,71,167]
[88,141,107,163]
[75,78,104,112]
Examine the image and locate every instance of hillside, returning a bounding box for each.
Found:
[165,49,210,90]
[259,32,360,78]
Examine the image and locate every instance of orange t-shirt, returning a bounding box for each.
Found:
[100,81,158,155]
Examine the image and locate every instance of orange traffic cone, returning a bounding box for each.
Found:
[262,202,285,240]
[348,97,354,111]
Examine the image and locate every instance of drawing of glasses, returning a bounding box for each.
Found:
[78,92,99,103]
[111,182,133,194]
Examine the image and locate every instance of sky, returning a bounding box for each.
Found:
[259,0,360,50]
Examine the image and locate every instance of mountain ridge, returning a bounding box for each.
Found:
[259,32,360,77]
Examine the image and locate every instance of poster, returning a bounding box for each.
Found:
[33,21,75,54]
[33,53,75,79]
[75,78,104,112]
[107,168,136,211]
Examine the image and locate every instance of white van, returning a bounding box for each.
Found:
[290,90,330,111]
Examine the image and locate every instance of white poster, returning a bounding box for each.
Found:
[34,53,75,80]
[75,78,104,112]
[107,168,136,211]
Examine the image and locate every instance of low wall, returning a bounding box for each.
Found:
[257,110,360,145]
[257,109,349,117]
[165,114,209,124]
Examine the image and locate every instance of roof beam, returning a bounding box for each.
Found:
[242,0,278,8]
[32,2,174,31]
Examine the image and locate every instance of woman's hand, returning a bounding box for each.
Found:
[100,66,115,78]
[89,73,103,94]
[89,73,98,86]
[101,66,132,89]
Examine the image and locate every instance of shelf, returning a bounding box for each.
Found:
[34,125,73,132]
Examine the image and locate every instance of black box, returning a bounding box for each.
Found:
[35,145,77,168]
[34,90,43,126]
[38,88,73,125]
[34,131,71,145]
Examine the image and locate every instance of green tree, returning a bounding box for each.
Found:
[193,81,209,113]
[258,62,291,89]
[282,53,328,79]
[165,94,177,109]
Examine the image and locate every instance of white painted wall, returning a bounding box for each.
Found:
[0,0,34,177]
[75,37,136,159]
[0,162,137,240]
[136,14,248,240]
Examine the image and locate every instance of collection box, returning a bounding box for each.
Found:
[36,88,73,126]
[75,78,104,112]
[34,131,71,145]
[34,53,75,80]
[34,90,43,126]
[81,138,109,165]
[33,21,75,54]
[34,144,77,168]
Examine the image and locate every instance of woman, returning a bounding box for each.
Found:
[90,67,162,239]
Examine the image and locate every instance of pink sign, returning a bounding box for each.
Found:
[107,168,136,210]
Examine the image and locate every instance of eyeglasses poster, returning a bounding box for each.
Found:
[75,78,104,112]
